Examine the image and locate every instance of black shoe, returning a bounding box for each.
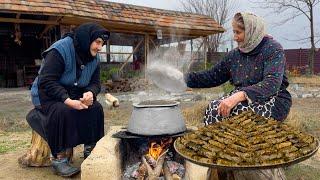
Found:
[52,158,80,177]
[83,144,96,159]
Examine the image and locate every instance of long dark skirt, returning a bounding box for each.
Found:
[40,101,104,157]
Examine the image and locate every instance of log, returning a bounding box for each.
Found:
[18,130,51,167]
[18,130,75,167]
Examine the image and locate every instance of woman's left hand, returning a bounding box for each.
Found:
[80,91,94,106]
[218,91,246,117]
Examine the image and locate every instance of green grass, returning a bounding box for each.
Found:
[0,131,31,154]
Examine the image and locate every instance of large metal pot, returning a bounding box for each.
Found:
[127,100,186,136]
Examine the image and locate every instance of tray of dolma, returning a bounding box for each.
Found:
[174,111,319,170]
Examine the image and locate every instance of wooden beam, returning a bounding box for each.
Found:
[60,16,224,37]
[39,16,63,38]
[118,39,144,73]
[150,38,158,49]
[0,17,59,25]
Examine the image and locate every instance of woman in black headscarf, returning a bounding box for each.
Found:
[30,23,110,177]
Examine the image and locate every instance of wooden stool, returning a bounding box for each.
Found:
[18,130,51,167]
[18,130,74,167]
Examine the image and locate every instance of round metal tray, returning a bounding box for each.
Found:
[133,101,180,108]
[174,137,319,170]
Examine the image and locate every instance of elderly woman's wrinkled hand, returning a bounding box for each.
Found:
[64,98,88,110]
[80,91,94,106]
[218,91,246,117]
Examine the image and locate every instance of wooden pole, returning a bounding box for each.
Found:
[144,34,150,79]
[203,36,208,70]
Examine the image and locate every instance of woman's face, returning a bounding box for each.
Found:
[90,38,104,57]
[232,20,245,46]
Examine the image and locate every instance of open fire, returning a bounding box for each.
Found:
[148,138,173,160]
[123,137,185,180]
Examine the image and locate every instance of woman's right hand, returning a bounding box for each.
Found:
[64,98,88,110]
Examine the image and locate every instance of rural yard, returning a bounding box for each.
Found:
[0,0,319,179]
[0,76,319,180]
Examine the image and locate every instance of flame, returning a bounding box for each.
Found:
[148,138,173,160]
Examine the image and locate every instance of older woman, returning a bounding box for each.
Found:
[30,23,109,177]
[185,12,292,125]
[185,12,291,179]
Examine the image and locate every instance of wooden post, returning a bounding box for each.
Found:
[203,36,208,70]
[144,34,150,79]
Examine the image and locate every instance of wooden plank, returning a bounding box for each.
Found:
[0,17,59,25]
[39,16,63,38]
[60,17,223,37]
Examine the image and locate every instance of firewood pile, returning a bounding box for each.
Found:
[104,78,150,93]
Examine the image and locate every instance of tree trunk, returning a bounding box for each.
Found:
[309,3,315,75]
[18,130,51,167]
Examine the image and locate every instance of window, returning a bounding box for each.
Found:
[98,45,107,62]
[110,45,133,63]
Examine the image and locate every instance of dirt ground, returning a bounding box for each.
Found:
[0,84,320,180]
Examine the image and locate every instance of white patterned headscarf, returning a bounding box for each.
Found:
[238,12,266,53]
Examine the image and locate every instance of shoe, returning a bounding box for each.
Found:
[52,158,80,177]
[84,144,96,159]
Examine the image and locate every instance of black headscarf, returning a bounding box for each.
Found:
[73,23,110,63]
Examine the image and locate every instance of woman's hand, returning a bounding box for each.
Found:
[64,98,88,110]
[80,91,94,106]
[218,91,246,117]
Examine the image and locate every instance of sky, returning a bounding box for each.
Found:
[107,0,320,50]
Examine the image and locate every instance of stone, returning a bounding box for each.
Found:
[81,126,123,180]
[82,126,206,180]
[184,161,209,180]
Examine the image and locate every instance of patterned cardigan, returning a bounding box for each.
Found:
[185,36,292,120]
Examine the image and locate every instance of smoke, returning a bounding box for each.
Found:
[146,46,192,93]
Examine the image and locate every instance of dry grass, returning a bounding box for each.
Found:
[289,75,320,86]
[285,98,320,139]
[182,101,208,126]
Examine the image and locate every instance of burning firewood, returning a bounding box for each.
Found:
[142,149,168,180]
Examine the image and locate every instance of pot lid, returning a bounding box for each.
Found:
[133,100,180,108]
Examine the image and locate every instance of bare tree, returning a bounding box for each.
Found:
[180,0,237,53]
[254,0,320,75]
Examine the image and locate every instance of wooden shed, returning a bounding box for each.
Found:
[0,0,224,87]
